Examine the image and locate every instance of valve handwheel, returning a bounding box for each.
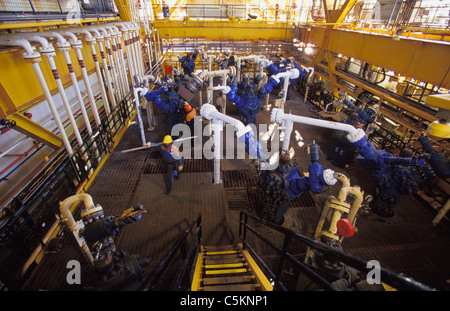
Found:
[337,218,355,237]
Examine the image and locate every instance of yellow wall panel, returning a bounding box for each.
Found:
[0,41,97,118]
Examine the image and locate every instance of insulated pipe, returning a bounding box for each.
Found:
[335,173,364,224]
[111,25,129,95]
[271,108,363,152]
[77,29,111,115]
[122,25,137,80]
[0,37,74,156]
[211,119,222,184]
[199,67,236,110]
[31,35,90,166]
[127,22,143,76]
[133,87,148,146]
[200,103,252,138]
[126,22,141,77]
[271,68,300,110]
[110,27,127,98]
[59,193,96,265]
[52,32,93,135]
[65,31,102,128]
[99,28,121,102]
[88,28,117,108]
[106,26,127,99]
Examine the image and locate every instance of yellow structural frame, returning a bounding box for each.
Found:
[301,26,450,90]
[7,113,62,149]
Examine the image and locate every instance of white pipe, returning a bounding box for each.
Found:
[99,28,121,102]
[66,31,102,128]
[59,194,96,265]
[106,26,127,99]
[127,23,141,76]
[80,29,111,115]
[133,87,147,146]
[271,108,366,151]
[89,28,117,108]
[124,27,137,80]
[200,103,252,138]
[0,37,74,156]
[31,62,74,155]
[111,25,129,95]
[33,36,90,166]
[200,104,254,184]
[212,119,222,184]
[53,33,93,136]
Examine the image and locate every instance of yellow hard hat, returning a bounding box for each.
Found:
[163,135,173,144]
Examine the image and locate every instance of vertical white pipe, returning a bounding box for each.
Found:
[67,32,102,128]
[100,29,121,103]
[124,29,136,80]
[133,87,147,146]
[32,61,73,155]
[212,120,222,184]
[130,26,142,75]
[59,48,93,135]
[112,26,129,95]
[0,37,73,155]
[107,27,126,99]
[91,29,117,109]
[80,31,111,115]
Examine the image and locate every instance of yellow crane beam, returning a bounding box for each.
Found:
[302,26,450,89]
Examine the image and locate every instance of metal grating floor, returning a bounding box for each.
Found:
[22,90,450,291]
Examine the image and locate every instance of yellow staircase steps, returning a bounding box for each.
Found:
[191,244,273,291]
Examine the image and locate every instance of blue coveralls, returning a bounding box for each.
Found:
[160,144,182,192]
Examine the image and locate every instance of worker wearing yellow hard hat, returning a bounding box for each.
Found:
[160,135,183,195]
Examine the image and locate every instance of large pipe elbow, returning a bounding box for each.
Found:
[0,37,39,58]
[200,104,251,137]
[59,193,95,229]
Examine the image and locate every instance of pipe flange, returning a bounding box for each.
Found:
[289,68,300,80]
[200,103,217,120]
[346,128,366,143]
[323,169,337,186]
[270,108,284,124]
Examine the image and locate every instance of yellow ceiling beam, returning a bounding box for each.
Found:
[152,20,296,41]
[303,27,450,89]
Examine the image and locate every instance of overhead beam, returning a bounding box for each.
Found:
[301,26,450,89]
[8,113,62,149]
[152,20,297,41]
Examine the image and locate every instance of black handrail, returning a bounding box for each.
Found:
[140,214,202,291]
[239,210,436,291]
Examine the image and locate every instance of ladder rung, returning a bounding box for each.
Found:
[205,250,238,256]
[205,256,243,265]
[205,263,245,269]
[203,275,255,286]
[205,268,248,275]
[203,283,259,291]
[203,245,238,252]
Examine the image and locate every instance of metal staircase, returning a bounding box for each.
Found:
[191,244,273,291]
[139,211,435,291]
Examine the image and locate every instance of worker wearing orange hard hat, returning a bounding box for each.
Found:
[184,102,197,133]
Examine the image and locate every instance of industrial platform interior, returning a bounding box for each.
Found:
[0,0,449,293]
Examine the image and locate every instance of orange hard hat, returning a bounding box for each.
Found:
[185,104,192,112]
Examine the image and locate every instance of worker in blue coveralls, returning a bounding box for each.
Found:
[160,135,183,194]
[179,50,199,76]
[162,1,169,19]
